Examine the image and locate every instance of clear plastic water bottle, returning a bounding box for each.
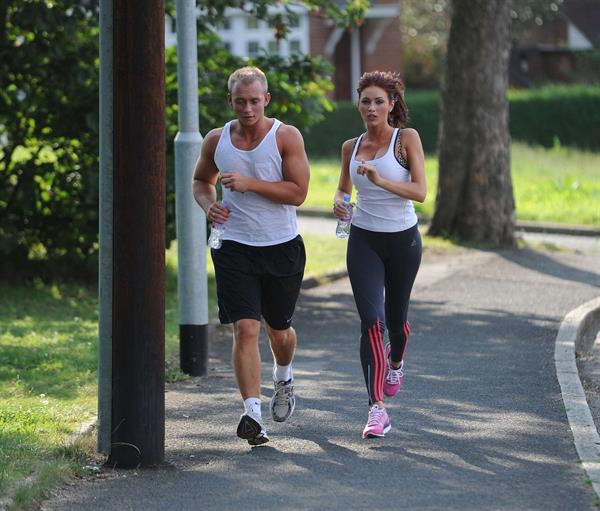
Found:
[208,222,225,249]
[335,194,353,239]
[208,201,228,249]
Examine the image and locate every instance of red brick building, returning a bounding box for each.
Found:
[309,0,402,100]
[168,1,403,101]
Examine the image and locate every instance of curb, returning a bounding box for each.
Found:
[555,297,600,498]
[297,208,600,237]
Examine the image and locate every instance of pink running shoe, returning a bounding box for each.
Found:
[362,404,391,438]
[383,342,404,398]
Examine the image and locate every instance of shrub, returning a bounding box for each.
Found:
[1,7,334,280]
[303,85,600,157]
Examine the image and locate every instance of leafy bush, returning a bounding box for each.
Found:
[2,5,334,280]
[0,3,100,281]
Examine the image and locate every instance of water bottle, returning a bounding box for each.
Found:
[208,222,225,249]
[335,194,353,239]
[208,201,228,249]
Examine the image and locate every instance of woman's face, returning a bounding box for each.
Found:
[358,85,393,127]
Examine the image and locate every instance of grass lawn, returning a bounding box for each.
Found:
[0,233,355,505]
[305,142,600,226]
[0,283,98,506]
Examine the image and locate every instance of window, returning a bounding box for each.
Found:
[288,15,300,28]
[267,40,279,55]
[222,41,231,52]
[247,17,259,29]
[217,18,231,30]
[289,40,302,54]
[247,41,260,57]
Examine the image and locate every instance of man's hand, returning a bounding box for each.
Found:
[206,201,231,224]
[221,172,254,193]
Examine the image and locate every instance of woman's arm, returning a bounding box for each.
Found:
[333,138,356,218]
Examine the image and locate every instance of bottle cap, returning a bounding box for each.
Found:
[343,193,351,202]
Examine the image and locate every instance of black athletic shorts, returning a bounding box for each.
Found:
[211,235,306,330]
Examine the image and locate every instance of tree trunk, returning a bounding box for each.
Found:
[428,0,515,245]
[0,0,8,47]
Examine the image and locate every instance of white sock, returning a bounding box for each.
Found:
[273,363,293,383]
[244,397,261,417]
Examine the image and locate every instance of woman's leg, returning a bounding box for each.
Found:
[384,225,422,366]
[347,227,387,405]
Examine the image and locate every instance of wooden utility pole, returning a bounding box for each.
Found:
[108,0,166,468]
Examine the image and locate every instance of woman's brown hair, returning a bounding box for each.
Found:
[356,71,409,128]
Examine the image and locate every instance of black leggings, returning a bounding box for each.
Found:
[347,224,422,404]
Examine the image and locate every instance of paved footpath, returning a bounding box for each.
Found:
[42,234,600,510]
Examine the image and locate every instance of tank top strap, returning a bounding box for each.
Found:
[350,133,364,161]
[221,120,233,144]
[385,128,399,156]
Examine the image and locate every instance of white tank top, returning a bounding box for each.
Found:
[214,119,298,246]
[349,128,418,232]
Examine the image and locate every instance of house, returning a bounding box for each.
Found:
[165,1,402,101]
[510,0,600,86]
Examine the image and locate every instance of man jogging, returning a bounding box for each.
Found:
[192,66,310,445]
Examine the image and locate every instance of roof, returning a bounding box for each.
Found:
[562,0,600,47]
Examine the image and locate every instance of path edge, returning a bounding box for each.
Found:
[555,296,600,497]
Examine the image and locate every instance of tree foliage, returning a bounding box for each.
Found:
[400,0,451,89]
[1,0,359,280]
[400,0,566,88]
[0,1,100,280]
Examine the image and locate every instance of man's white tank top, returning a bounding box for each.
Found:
[349,128,418,232]
[214,119,298,246]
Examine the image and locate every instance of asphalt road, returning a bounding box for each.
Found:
[41,225,600,510]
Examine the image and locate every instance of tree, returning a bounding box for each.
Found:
[399,0,565,89]
[428,0,515,245]
[400,0,450,89]
[0,1,100,280]
[1,1,367,280]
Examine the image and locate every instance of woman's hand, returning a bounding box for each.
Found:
[333,198,355,219]
[356,161,381,185]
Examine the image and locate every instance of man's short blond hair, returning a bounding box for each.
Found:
[227,66,268,93]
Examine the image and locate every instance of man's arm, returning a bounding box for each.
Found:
[192,128,230,224]
[219,124,310,207]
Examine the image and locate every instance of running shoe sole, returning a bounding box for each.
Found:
[236,414,269,446]
[363,424,392,439]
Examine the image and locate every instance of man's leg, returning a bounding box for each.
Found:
[261,235,305,423]
[233,319,262,398]
[233,319,269,445]
[266,324,296,368]
[266,324,297,422]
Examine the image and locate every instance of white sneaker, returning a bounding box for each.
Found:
[270,379,296,422]
[236,411,269,446]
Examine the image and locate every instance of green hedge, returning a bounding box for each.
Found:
[303,85,600,156]
[509,85,600,149]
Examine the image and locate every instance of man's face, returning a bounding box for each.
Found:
[228,80,271,127]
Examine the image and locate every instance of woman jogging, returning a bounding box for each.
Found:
[333,70,426,438]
